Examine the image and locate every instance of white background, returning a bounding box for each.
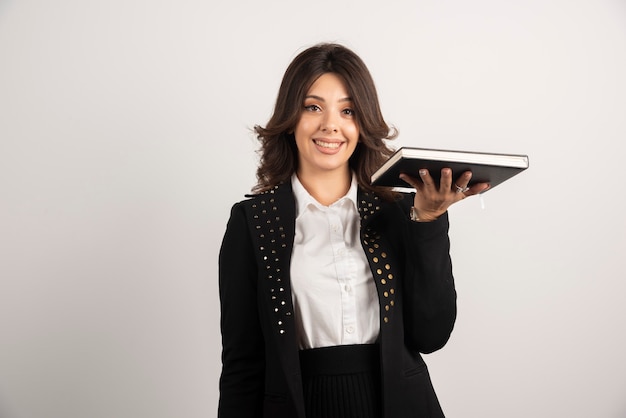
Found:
[1,0,625,417]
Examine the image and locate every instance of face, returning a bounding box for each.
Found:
[293,73,360,179]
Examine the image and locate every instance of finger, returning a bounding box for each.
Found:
[463,182,491,197]
[439,168,453,192]
[399,173,423,191]
[417,169,436,189]
[453,171,472,194]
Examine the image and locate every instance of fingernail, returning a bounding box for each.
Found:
[419,169,427,176]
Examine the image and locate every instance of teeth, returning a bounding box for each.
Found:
[314,140,341,149]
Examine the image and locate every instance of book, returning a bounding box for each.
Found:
[370,147,529,191]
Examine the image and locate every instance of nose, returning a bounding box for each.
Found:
[321,112,338,133]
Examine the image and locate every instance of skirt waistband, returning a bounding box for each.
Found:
[299,343,380,377]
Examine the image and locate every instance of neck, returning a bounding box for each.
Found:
[296,167,352,206]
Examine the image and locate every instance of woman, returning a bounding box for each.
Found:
[218,43,489,418]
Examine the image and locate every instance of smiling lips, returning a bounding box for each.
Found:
[313,139,343,152]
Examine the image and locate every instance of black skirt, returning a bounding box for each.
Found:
[299,344,381,418]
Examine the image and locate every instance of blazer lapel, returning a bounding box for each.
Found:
[358,190,399,328]
[244,182,305,415]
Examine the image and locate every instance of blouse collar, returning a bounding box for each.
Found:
[291,173,359,217]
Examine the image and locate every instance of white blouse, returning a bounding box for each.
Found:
[290,174,380,350]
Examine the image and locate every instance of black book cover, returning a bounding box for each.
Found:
[371,147,529,190]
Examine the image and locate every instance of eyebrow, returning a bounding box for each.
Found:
[305,95,353,102]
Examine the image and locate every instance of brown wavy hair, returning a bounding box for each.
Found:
[253,43,399,200]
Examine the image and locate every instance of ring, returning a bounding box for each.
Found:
[454,183,469,193]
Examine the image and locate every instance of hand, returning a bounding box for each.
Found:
[399,169,491,222]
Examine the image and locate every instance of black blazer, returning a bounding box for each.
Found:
[218,182,456,418]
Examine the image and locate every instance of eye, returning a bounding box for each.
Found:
[304,104,321,112]
[342,108,355,116]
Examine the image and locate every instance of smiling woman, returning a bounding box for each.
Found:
[252,43,399,201]
[217,43,489,418]
[293,73,360,204]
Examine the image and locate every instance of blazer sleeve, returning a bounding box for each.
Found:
[218,202,264,418]
[398,200,457,354]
